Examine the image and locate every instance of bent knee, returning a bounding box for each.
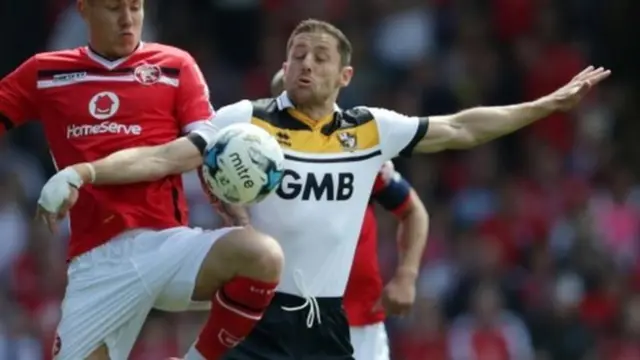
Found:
[235,228,284,280]
[218,227,284,281]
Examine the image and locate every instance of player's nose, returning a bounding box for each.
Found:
[301,54,314,71]
[118,8,134,28]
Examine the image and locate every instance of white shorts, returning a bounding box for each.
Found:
[55,226,238,360]
[349,322,390,360]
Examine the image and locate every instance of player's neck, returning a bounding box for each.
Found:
[87,42,140,61]
[296,103,336,121]
[295,94,339,121]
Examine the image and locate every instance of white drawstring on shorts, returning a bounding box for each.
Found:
[281,269,322,328]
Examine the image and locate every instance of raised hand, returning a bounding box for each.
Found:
[546,66,611,112]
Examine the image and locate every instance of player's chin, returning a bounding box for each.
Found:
[288,87,314,103]
[115,36,139,55]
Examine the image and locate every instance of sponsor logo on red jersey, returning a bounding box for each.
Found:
[89,91,119,120]
[67,91,142,138]
[134,64,161,85]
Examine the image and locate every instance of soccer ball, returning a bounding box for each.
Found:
[201,123,285,205]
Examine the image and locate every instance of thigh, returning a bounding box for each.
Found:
[55,260,154,360]
[349,326,368,360]
[371,323,390,360]
[150,227,240,312]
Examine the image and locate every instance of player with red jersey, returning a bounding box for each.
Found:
[343,161,428,360]
[0,1,284,359]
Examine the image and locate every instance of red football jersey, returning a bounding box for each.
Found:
[343,163,412,326]
[0,43,214,259]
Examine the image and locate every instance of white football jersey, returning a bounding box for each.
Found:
[207,92,428,298]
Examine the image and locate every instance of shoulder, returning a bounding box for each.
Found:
[35,47,85,62]
[32,48,86,68]
[8,48,85,80]
[140,42,191,58]
[138,43,196,66]
[340,106,375,126]
[353,106,416,124]
[214,100,254,126]
[250,97,279,118]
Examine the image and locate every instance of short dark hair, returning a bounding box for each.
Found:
[287,19,352,66]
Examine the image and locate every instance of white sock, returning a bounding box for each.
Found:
[184,345,206,360]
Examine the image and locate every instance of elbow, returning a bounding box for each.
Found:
[446,117,484,149]
[450,127,480,149]
[145,158,176,181]
[149,142,203,180]
[145,157,192,181]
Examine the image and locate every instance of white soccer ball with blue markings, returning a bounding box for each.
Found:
[201,123,285,205]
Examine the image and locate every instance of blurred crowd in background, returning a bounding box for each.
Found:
[1,0,640,359]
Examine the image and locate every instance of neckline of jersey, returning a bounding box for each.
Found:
[276,91,340,130]
[85,42,144,70]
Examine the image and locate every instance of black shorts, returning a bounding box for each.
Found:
[222,292,354,360]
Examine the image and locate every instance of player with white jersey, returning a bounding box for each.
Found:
[271,69,430,360]
[1,1,285,360]
[37,18,609,360]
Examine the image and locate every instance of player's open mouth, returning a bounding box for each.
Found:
[297,78,312,86]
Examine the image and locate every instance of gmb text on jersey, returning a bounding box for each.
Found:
[276,169,354,201]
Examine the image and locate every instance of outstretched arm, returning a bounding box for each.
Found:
[35,133,210,232]
[414,66,610,153]
[36,100,254,231]
[72,134,206,185]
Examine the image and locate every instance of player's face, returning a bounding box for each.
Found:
[79,0,143,58]
[284,32,353,106]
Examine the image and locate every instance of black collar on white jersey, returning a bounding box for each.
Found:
[275,92,344,135]
[275,91,341,112]
[272,92,375,136]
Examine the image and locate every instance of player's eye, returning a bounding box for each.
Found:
[130,1,142,11]
[315,53,329,62]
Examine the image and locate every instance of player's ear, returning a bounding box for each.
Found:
[339,66,353,88]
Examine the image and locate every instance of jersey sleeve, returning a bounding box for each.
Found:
[367,107,429,159]
[190,99,253,147]
[0,56,38,135]
[371,161,412,217]
[175,54,215,134]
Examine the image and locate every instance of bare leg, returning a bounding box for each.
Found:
[186,227,284,360]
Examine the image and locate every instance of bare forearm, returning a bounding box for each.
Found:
[449,98,554,147]
[395,193,429,278]
[72,138,203,185]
